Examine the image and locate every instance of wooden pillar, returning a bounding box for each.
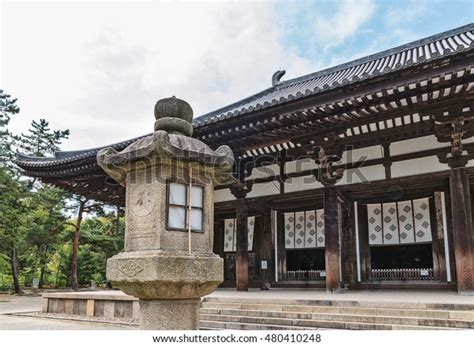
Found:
[235,196,249,291]
[433,192,447,282]
[357,203,371,282]
[429,197,440,281]
[276,211,286,282]
[382,142,392,180]
[341,201,356,287]
[449,167,474,294]
[261,209,273,289]
[324,185,341,293]
[434,115,474,292]
[312,138,345,292]
[213,217,223,257]
[430,194,446,281]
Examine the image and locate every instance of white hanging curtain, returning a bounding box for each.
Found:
[367,197,432,245]
[223,216,255,252]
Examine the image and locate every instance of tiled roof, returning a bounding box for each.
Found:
[16,23,474,168]
[16,135,145,168]
[193,23,474,127]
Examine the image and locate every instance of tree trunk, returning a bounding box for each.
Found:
[115,206,120,238]
[37,246,46,289]
[11,247,22,295]
[115,206,121,251]
[70,200,86,290]
[38,262,45,289]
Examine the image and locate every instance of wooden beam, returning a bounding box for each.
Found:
[216,141,474,192]
[215,168,460,213]
[204,71,474,150]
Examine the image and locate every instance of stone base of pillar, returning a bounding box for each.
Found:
[139,298,200,330]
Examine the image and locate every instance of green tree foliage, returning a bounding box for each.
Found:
[0,90,125,292]
[0,166,29,293]
[0,90,20,166]
[23,186,68,288]
[19,119,70,157]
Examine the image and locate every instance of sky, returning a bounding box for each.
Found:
[1,0,473,152]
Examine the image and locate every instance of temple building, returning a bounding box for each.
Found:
[17,24,474,294]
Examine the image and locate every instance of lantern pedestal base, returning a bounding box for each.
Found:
[139,298,200,330]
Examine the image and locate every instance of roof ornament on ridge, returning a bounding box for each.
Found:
[272,70,286,87]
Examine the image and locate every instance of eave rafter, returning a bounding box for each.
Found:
[212,65,474,158]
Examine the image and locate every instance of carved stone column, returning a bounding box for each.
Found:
[435,115,474,294]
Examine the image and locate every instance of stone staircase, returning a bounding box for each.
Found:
[199,296,474,330]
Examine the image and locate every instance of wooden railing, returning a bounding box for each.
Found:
[370,268,434,281]
[285,270,326,281]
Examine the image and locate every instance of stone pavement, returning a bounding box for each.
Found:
[1,289,473,330]
[0,294,133,330]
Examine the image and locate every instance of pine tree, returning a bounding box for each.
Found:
[0,167,28,294]
[19,119,70,157]
[0,90,20,165]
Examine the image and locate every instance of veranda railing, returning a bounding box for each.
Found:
[370,268,434,281]
[285,270,326,281]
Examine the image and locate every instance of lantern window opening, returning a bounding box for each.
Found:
[167,181,204,233]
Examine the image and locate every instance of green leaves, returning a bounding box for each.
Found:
[0,90,20,166]
[19,119,70,157]
[0,89,124,290]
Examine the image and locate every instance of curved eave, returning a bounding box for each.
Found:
[16,24,474,170]
[15,134,149,169]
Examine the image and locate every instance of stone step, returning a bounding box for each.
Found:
[201,302,474,320]
[200,313,457,330]
[203,297,474,311]
[200,308,473,328]
[200,320,311,330]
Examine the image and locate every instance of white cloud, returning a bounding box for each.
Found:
[313,0,375,50]
[385,0,432,28]
[1,1,315,151]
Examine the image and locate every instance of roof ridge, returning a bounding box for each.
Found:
[281,23,474,87]
[195,86,276,120]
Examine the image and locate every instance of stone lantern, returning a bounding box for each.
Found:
[97,97,234,329]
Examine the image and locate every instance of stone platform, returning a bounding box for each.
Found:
[38,288,474,330]
[42,291,139,322]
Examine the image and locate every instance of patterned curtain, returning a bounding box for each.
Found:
[223,216,256,252]
[284,209,325,249]
[367,197,432,246]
